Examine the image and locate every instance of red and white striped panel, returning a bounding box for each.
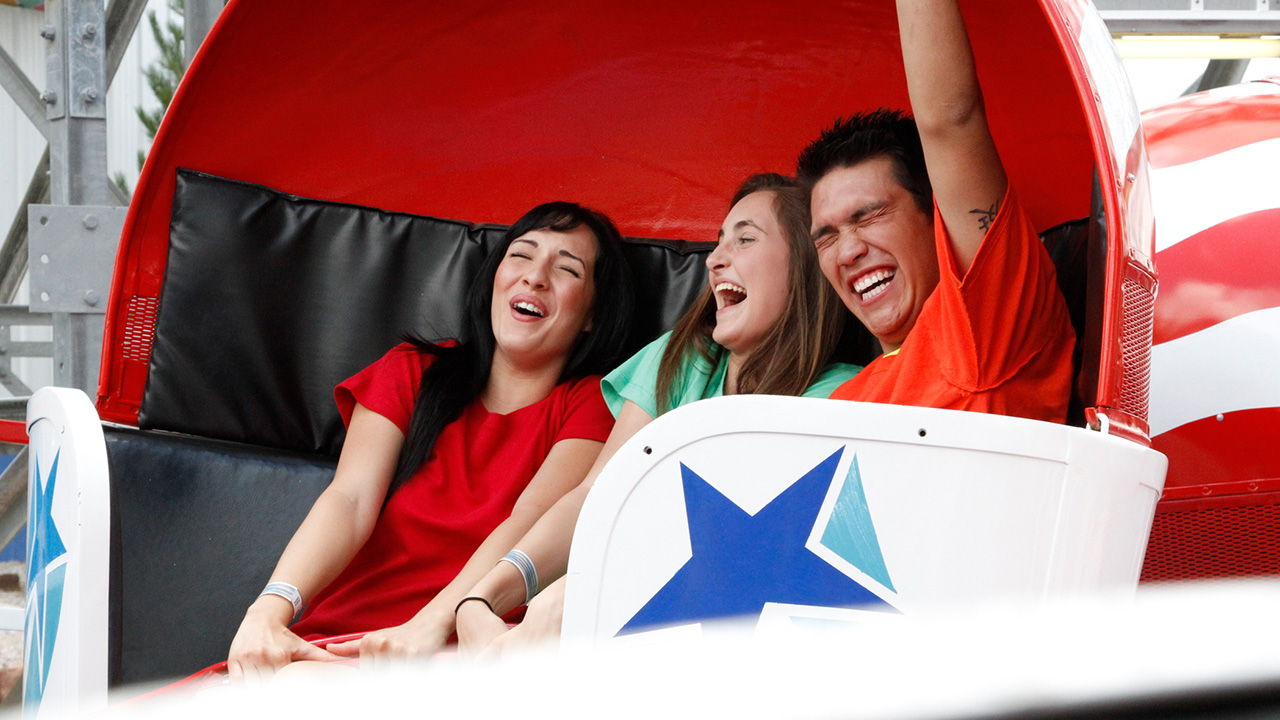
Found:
[1145,78,1280,495]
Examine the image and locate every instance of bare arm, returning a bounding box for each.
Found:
[327,437,605,664]
[897,0,1007,275]
[455,400,654,650]
[226,404,401,680]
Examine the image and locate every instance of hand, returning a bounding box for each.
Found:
[481,578,565,660]
[227,598,339,683]
[454,598,511,660]
[326,612,451,669]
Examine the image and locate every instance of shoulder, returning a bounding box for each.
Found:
[802,362,863,398]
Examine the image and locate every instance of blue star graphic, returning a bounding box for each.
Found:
[25,450,67,705]
[619,448,892,635]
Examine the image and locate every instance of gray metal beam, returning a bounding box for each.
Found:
[0,43,51,141]
[105,0,148,87]
[1189,58,1251,94]
[1097,4,1280,36]
[40,0,112,397]
[0,147,50,304]
[0,448,28,555]
[184,0,223,68]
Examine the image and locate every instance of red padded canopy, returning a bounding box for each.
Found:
[99,0,1107,425]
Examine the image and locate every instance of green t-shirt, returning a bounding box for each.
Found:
[602,331,861,419]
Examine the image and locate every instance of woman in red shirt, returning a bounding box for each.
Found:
[226,202,633,679]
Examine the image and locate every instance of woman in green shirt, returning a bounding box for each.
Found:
[453,173,860,656]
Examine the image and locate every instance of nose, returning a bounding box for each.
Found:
[706,242,728,271]
[522,258,550,288]
[834,229,868,266]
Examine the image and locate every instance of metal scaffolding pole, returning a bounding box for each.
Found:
[184,0,223,68]
[31,0,120,396]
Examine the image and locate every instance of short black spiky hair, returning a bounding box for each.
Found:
[795,108,933,215]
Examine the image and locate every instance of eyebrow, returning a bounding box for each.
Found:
[810,201,889,241]
[719,219,765,240]
[558,249,585,266]
[512,238,585,266]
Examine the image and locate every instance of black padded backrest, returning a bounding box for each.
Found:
[140,170,711,456]
[1040,216,1091,427]
[105,427,335,686]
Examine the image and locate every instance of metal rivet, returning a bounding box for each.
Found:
[80,88,98,104]
[39,292,49,303]
[643,446,652,455]
[83,214,98,229]
[40,90,57,105]
[38,215,49,226]
[918,428,927,437]
[40,254,49,265]
[82,23,97,39]
[39,25,55,40]
[84,290,100,307]
[1216,413,1224,422]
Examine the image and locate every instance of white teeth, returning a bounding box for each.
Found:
[853,269,895,297]
[714,282,746,295]
[513,301,545,317]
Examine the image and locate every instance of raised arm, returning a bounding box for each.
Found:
[455,400,654,652]
[326,436,605,665]
[897,0,1007,275]
[227,404,401,681]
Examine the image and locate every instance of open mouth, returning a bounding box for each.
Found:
[852,269,895,302]
[714,281,747,308]
[512,300,545,318]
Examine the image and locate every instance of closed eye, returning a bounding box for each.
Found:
[557,265,582,278]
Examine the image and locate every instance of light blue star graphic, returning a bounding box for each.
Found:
[25,450,67,707]
[819,454,896,592]
[619,448,893,635]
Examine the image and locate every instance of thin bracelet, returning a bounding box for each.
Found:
[259,581,303,617]
[455,596,495,615]
[498,549,539,604]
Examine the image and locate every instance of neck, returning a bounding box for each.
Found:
[482,350,566,414]
[725,350,745,395]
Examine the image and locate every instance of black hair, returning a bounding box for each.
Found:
[795,108,933,215]
[386,202,633,500]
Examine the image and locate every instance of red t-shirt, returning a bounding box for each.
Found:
[829,189,1074,422]
[289,343,614,639]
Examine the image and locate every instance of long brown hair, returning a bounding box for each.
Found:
[654,173,845,413]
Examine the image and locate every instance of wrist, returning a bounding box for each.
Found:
[247,593,296,625]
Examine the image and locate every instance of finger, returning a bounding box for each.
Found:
[227,659,243,681]
[325,639,360,657]
[293,641,341,663]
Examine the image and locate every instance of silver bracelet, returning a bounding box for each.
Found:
[259,581,303,617]
[498,550,539,605]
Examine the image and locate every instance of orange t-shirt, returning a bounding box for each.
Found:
[829,188,1074,423]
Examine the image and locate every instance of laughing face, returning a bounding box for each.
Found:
[809,157,939,353]
[707,190,791,359]
[489,225,598,373]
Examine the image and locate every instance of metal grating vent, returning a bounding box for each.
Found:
[1118,277,1154,420]
[1141,502,1280,582]
[121,295,159,363]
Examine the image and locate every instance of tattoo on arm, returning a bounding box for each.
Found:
[969,202,1000,232]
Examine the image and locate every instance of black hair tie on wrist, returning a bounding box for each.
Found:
[455,596,495,615]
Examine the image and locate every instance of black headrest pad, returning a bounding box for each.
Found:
[140,170,710,455]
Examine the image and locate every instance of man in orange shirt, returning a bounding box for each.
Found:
[798,0,1074,423]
